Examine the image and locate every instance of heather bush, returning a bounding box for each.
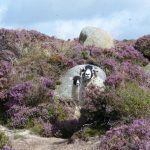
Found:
[1,145,13,150]
[115,82,150,120]
[1,29,150,140]
[40,122,54,137]
[99,119,150,150]
[82,82,150,127]
[102,59,119,74]
[104,61,148,87]
[135,35,150,59]
[7,78,54,107]
[0,29,59,57]
[0,61,12,90]
[4,77,55,128]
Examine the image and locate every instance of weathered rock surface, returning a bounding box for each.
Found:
[79,26,114,49]
[55,64,106,100]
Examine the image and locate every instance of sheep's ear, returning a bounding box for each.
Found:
[93,69,98,76]
[93,67,98,72]
[80,67,85,76]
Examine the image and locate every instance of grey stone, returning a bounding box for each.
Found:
[55,64,106,100]
[79,26,114,49]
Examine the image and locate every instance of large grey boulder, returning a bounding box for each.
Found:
[55,64,106,100]
[79,26,114,49]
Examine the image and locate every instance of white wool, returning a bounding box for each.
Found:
[87,76,105,88]
[76,80,80,85]
[84,69,92,79]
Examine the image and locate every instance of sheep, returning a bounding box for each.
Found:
[80,65,105,100]
[73,76,81,86]
[80,65,95,81]
[72,65,105,104]
[72,76,82,103]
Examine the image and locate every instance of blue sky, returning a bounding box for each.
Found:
[0,0,150,40]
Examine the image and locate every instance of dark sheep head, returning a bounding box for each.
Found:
[73,76,81,86]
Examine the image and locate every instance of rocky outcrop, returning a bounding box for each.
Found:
[79,26,114,49]
[55,64,106,101]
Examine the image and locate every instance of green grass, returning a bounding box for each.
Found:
[0,131,10,149]
[115,82,150,120]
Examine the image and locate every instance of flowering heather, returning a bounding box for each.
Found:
[102,59,119,74]
[134,35,150,59]
[105,61,148,87]
[40,77,54,89]
[0,29,150,140]
[7,81,33,106]
[4,77,55,128]
[0,61,12,76]
[120,61,148,83]
[0,50,15,63]
[99,119,150,150]
[105,72,124,87]
[115,40,148,65]
[7,105,39,128]
[116,46,145,61]
[40,122,54,137]
[82,81,150,127]
[0,28,58,56]
[1,145,13,150]
[40,121,62,137]
[72,43,84,52]
[66,59,77,68]
[0,91,6,100]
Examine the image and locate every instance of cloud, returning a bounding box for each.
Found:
[3,0,150,25]
[3,0,98,24]
[0,0,150,40]
[0,5,7,27]
[25,9,150,40]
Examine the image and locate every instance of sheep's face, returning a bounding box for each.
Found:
[73,76,81,86]
[76,80,80,86]
[80,65,94,80]
[84,69,92,80]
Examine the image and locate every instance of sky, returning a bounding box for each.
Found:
[0,0,150,40]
